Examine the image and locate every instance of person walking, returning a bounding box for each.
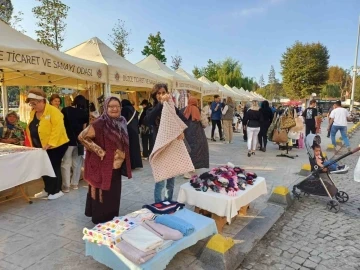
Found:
[25,88,69,200]
[242,105,249,142]
[61,95,89,192]
[181,96,209,179]
[121,99,143,170]
[145,83,187,203]
[258,100,273,152]
[139,99,153,160]
[243,100,263,157]
[327,105,334,138]
[78,96,132,224]
[210,95,224,142]
[328,100,351,152]
[222,97,235,144]
[202,101,212,123]
[302,99,318,136]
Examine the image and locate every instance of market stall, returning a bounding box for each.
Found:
[224,84,246,102]
[83,208,217,270]
[213,81,237,100]
[136,55,202,109]
[0,143,55,203]
[177,164,267,233]
[175,68,203,103]
[0,21,107,117]
[198,76,220,106]
[65,38,169,108]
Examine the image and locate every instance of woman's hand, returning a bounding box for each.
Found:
[177,133,184,140]
[99,150,106,160]
[160,94,171,104]
[43,144,53,150]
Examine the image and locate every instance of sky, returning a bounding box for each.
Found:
[12,0,360,84]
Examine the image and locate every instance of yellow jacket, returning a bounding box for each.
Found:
[26,103,69,148]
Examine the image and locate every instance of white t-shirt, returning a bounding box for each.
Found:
[329,107,349,126]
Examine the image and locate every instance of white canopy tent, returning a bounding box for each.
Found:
[213,81,237,99]
[224,84,246,101]
[136,55,201,93]
[231,87,251,101]
[198,76,219,96]
[65,38,169,95]
[175,68,203,94]
[0,21,108,116]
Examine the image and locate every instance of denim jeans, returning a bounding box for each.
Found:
[331,125,350,148]
[323,160,338,172]
[154,178,175,203]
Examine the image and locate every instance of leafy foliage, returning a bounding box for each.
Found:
[9,11,25,33]
[0,0,13,23]
[327,66,351,98]
[109,19,133,58]
[171,54,182,70]
[280,41,329,98]
[32,0,69,50]
[321,84,341,98]
[258,75,265,88]
[141,32,167,63]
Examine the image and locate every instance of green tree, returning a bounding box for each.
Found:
[32,0,69,50]
[171,54,182,70]
[327,66,351,99]
[354,76,360,102]
[10,11,25,33]
[259,74,265,88]
[109,19,133,58]
[0,0,13,23]
[321,84,341,98]
[280,41,329,98]
[192,66,202,78]
[217,58,243,87]
[192,59,220,82]
[141,31,167,63]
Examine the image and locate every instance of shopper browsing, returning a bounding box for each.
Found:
[210,95,224,142]
[302,99,318,136]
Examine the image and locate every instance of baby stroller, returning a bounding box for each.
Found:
[292,134,358,212]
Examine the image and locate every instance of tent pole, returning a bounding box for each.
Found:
[1,73,8,118]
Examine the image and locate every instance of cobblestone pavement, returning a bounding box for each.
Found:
[0,122,358,269]
[239,131,360,270]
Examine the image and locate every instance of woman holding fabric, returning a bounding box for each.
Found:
[25,88,69,200]
[243,100,263,157]
[121,99,143,170]
[145,83,187,203]
[61,95,89,192]
[181,96,209,178]
[79,96,132,224]
[0,111,24,145]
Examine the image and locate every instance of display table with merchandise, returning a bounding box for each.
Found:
[177,177,267,232]
[84,208,217,270]
[0,143,55,203]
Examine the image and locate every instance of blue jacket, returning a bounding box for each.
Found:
[211,102,222,120]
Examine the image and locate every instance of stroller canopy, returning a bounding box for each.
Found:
[305,134,321,159]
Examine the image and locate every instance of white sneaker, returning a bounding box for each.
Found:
[48,191,64,200]
[34,190,48,198]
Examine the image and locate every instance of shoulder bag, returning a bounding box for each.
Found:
[280,108,296,129]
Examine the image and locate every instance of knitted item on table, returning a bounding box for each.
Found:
[125,209,156,224]
[142,200,185,215]
[155,215,195,236]
[149,100,195,182]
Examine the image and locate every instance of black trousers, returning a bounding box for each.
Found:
[43,143,68,195]
[211,120,223,139]
[142,133,154,158]
[306,124,316,136]
[258,123,270,148]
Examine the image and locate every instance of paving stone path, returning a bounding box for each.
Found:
[239,133,360,270]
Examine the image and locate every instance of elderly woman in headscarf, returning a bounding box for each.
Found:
[0,111,24,145]
[78,97,132,224]
[121,99,143,170]
[181,96,209,178]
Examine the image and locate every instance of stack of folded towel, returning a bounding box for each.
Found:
[155,215,195,236]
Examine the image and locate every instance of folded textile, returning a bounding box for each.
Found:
[82,216,136,246]
[142,220,183,241]
[125,209,156,224]
[117,240,156,265]
[156,240,173,253]
[155,215,195,236]
[121,225,163,252]
[142,200,185,215]
[149,100,195,182]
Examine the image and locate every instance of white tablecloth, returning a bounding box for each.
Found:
[177,177,267,223]
[0,143,55,191]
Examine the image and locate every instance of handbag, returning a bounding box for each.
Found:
[127,110,137,125]
[288,131,300,140]
[267,114,279,140]
[272,128,288,143]
[65,108,84,156]
[280,108,296,129]
[290,116,304,133]
[200,110,209,128]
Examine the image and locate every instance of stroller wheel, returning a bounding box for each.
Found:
[327,200,340,213]
[292,189,301,200]
[303,192,310,197]
[335,191,349,203]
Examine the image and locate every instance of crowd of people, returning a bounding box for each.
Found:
[0,85,355,224]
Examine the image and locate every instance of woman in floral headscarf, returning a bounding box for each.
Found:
[0,111,24,145]
[78,96,132,224]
